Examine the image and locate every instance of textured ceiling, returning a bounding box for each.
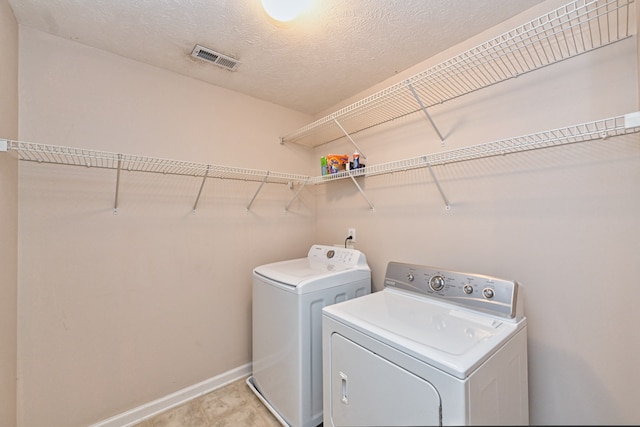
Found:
[8,0,546,115]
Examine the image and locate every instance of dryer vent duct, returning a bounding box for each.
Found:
[191,44,240,71]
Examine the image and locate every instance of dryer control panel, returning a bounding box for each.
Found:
[384,262,522,320]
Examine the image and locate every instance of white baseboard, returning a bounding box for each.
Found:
[89,363,252,427]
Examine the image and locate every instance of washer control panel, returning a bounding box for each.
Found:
[384,262,520,319]
[307,244,368,267]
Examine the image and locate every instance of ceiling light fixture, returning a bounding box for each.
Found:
[261,0,312,22]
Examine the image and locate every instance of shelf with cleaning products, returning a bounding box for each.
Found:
[1,0,637,213]
[300,112,640,210]
[3,112,639,212]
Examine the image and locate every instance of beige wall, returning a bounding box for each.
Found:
[17,28,316,427]
[314,0,640,425]
[0,0,18,426]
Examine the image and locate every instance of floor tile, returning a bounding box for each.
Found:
[132,377,283,427]
[146,399,208,427]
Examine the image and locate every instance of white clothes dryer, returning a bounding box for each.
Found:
[248,245,371,427]
[322,261,528,426]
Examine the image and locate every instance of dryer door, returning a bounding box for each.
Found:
[329,333,441,426]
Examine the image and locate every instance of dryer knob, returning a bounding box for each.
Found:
[429,275,445,292]
[407,273,414,282]
[482,287,495,299]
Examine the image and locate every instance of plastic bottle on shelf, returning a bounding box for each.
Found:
[353,152,360,169]
[320,156,328,175]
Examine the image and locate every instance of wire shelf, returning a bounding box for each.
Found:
[282,0,635,147]
[5,141,310,185]
[3,113,638,212]
[5,113,639,188]
[309,112,640,184]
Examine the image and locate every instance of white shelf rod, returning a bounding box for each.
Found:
[246,171,270,212]
[192,164,211,213]
[333,118,367,160]
[285,177,310,212]
[407,82,445,145]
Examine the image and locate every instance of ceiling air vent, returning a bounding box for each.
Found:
[191,44,240,71]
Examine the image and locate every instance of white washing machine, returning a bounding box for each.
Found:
[248,244,371,427]
[322,261,528,426]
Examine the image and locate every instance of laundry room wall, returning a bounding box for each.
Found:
[0,1,18,426]
[16,27,316,427]
[314,0,640,425]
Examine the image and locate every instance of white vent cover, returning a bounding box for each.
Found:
[191,45,240,71]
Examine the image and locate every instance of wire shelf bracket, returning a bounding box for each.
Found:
[113,154,122,214]
[408,82,446,146]
[285,177,310,212]
[348,173,375,211]
[192,164,211,213]
[426,161,451,210]
[246,171,270,212]
[333,118,367,160]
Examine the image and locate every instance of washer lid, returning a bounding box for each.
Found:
[253,245,370,290]
[255,257,348,284]
[322,288,526,379]
[254,258,370,292]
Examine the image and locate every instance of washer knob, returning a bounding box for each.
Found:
[482,287,495,299]
[429,275,445,292]
[463,284,473,294]
[407,273,414,282]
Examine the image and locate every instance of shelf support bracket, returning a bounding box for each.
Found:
[407,82,445,146]
[284,177,310,212]
[426,161,451,210]
[348,173,375,211]
[192,165,211,213]
[333,118,367,160]
[113,154,122,215]
[247,171,270,212]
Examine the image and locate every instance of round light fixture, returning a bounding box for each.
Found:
[261,0,312,22]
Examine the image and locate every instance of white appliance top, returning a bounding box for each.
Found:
[253,245,370,292]
[322,262,526,379]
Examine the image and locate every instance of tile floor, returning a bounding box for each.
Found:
[133,376,282,427]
